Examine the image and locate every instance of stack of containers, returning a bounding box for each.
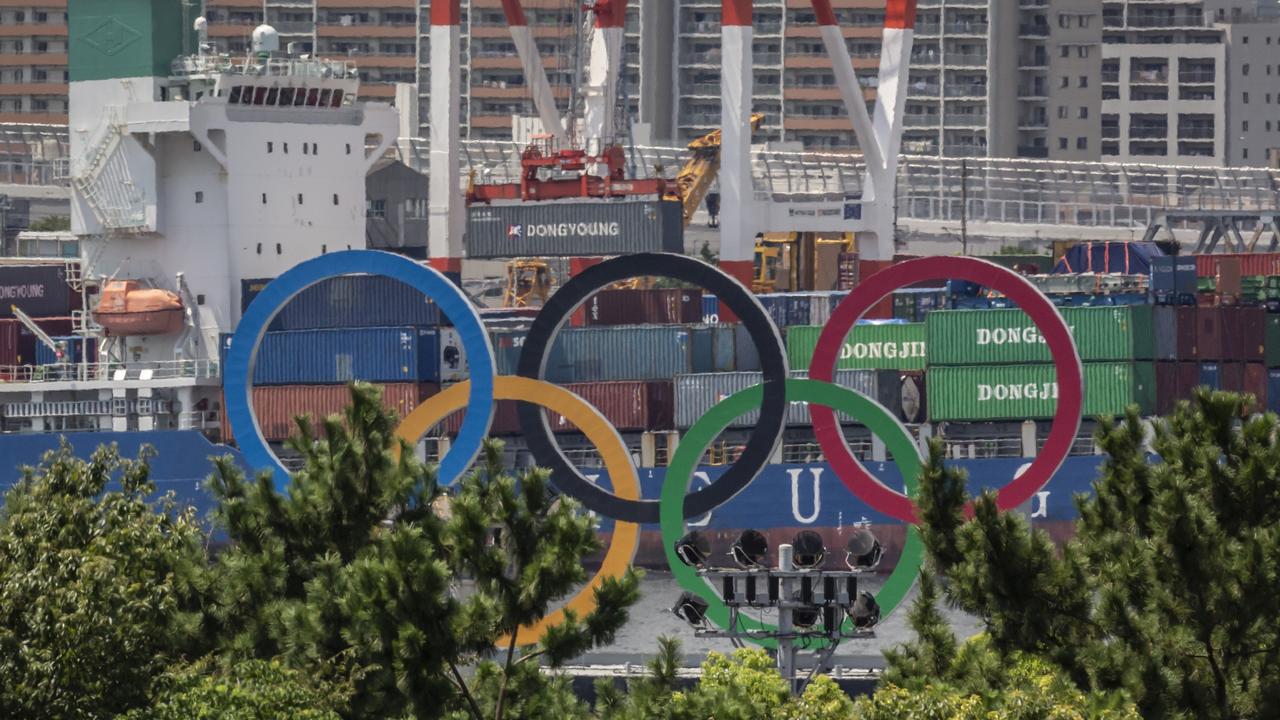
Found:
[0,264,79,377]
[785,321,928,423]
[225,275,458,442]
[925,306,1160,422]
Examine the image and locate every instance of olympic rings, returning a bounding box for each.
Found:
[515,253,788,524]
[661,379,926,649]
[394,376,640,647]
[224,250,495,488]
[810,256,1083,523]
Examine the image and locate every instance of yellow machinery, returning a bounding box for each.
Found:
[671,112,766,227]
[752,232,854,293]
[503,259,555,308]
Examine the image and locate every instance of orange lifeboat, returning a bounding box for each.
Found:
[94,280,184,336]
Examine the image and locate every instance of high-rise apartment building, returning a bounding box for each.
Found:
[0,2,70,124]
[1218,15,1280,166]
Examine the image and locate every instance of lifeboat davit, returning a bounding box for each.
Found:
[94,280,184,336]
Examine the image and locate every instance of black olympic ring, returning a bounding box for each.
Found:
[515,253,789,524]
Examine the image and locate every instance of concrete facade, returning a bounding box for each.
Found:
[1219,19,1280,166]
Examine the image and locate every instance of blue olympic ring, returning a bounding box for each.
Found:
[223,250,495,489]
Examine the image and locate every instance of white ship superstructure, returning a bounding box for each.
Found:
[0,0,397,434]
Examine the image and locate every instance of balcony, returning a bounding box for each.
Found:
[1177,70,1214,83]
[1129,127,1168,140]
[944,83,986,97]
[1016,145,1049,158]
[907,83,941,96]
[1019,24,1049,37]
[1177,126,1214,139]
[1128,14,1204,28]
[915,22,941,35]
[1017,86,1048,99]
[903,114,939,127]
[948,53,988,66]
[946,113,987,126]
[945,22,988,35]
[1018,117,1048,129]
[1129,69,1168,84]
[1101,126,1120,139]
[1019,56,1048,68]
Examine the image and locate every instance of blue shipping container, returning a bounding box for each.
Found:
[1269,369,1280,414]
[1199,362,1221,390]
[252,326,442,385]
[272,275,444,330]
[35,335,96,365]
[545,325,694,383]
[702,294,721,324]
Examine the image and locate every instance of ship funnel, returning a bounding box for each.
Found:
[252,24,280,56]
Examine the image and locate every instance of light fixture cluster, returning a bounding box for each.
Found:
[670,527,884,634]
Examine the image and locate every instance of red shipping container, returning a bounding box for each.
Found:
[441,380,674,436]
[1175,307,1198,359]
[1221,362,1245,393]
[1223,303,1264,358]
[1195,307,1226,360]
[1196,253,1280,278]
[0,316,74,367]
[1244,363,1267,410]
[1175,361,1201,397]
[584,289,703,326]
[1155,361,1179,416]
[223,383,440,443]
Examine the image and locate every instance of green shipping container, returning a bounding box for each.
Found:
[1266,315,1280,367]
[787,323,926,371]
[926,362,1155,421]
[925,306,1156,365]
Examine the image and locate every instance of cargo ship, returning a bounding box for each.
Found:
[5,1,1280,575]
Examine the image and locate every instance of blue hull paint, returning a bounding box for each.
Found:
[0,432,1105,530]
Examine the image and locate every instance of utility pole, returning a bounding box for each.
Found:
[775,543,796,693]
[959,158,969,256]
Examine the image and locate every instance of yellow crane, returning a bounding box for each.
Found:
[670,112,766,227]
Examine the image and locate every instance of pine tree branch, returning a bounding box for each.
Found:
[448,660,485,720]
[515,648,547,666]
[493,624,519,720]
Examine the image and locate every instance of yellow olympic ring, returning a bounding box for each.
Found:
[395,375,640,646]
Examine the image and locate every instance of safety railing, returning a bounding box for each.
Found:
[0,359,220,384]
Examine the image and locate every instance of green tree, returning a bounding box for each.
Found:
[0,444,206,719]
[907,389,1280,719]
[118,659,348,720]
[203,382,640,720]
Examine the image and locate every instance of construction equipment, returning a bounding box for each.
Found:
[467,136,671,204]
[670,112,766,227]
[752,232,854,293]
[11,304,64,361]
[503,258,555,308]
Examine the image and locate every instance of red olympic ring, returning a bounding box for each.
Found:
[809,256,1084,524]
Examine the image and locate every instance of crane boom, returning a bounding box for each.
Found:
[672,112,765,227]
[10,304,62,360]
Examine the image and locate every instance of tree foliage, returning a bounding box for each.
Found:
[0,444,206,719]
[906,389,1280,719]
[118,659,348,720]
[201,382,640,720]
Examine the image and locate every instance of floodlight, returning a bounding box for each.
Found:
[844,527,883,571]
[730,529,769,569]
[674,530,712,568]
[672,591,710,627]
[849,591,881,629]
[792,591,820,629]
[791,530,826,569]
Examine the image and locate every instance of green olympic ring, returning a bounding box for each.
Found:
[661,378,926,649]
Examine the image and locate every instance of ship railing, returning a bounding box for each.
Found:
[0,359,220,384]
[177,409,221,431]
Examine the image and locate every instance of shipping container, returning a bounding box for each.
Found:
[0,265,76,319]
[0,316,74,367]
[34,335,97,365]
[489,327,527,376]
[1199,362,1221,390]
[1195,253,1280,279]
[465,199,684,258]
[253,326,444,385]
[1233,307,1267,362]
[701,294,721,324]
[877,370,928,424]
[1153,306,1178,361]
[1221,362,1244,393]
[542,324,731,382]
[1194,307,1226,360]
[674,369,879,429]
[1244,363,1267,409]
[1176,361,1200,397]
[583,288,703,326]
[926,362,1156,421]
[1269,369,1280,414]
[925,306,1157,365]
[1155,361,1178,416]
[226,383,439,442]
[1267,315,1280,367]
[440,380,674,436]
[787,323,926,371]
[267,275,444,330]
[1176,307,1198,359]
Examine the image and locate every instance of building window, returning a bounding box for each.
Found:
[267,141,273,153]
[1058,105,1068,118]
[1079,106,1088,119]
[367,199,386,219]
[1245,120,1250,132]
[297,193,303,205]
[303,143,308,155]
[283,142,288,153]
[1077,137,1087,150]
[1268,121,1273,131]
[1244,148,1249,159]
[1243,63,1250,76]
[1243,35,1249,44]
[345,143,352,155]
[1244,92,1250,104]
[1061,45,1070,57]
[262,193,267,204]
[333,193,339,205]
[193,140,201,152]
[1059,14,1070,28]
[311,143,318,155]
[1078,46,1089,58]
[1079,75,1088,87]
[1058,137,1068,150]
[1061,76,1070,88]
[194,191,203,203]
